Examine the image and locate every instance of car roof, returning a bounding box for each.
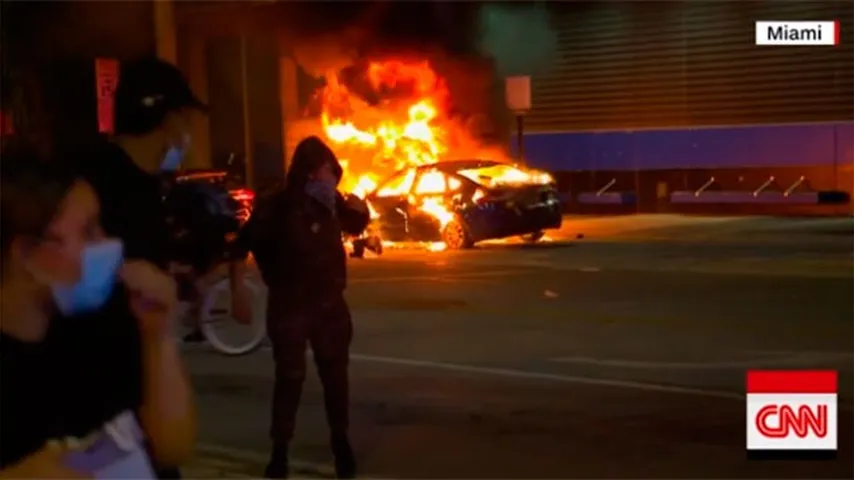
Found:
[414,159,502,173]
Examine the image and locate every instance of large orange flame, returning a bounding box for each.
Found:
[314,59,551,249]
[319,60,454,196]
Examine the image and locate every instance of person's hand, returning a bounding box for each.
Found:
[343,194,369,214]
[121,260,178,340]
[0,441,89,479]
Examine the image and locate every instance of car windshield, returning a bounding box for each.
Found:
[457,164,552,187]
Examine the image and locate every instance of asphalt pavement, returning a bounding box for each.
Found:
[183,215,854,478]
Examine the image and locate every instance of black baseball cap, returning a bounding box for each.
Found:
[113,57,207,135]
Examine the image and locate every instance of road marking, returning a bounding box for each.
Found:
[195,443,333,476]
[550,353,846,370]
[350,354,745,401]
[350,269,529,284]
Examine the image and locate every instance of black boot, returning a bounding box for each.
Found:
[331,436,356,479]
[264,442,289,479]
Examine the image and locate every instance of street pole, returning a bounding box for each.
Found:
[505,75,530,164]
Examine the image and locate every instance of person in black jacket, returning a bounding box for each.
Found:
[77,56,252,333]
[247,136,369,479]
[72,57,221,478]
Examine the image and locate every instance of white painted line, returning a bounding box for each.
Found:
[195,443,333,476]
[549,353,845,370]
[350,269,529,284]
[350,354,745,401]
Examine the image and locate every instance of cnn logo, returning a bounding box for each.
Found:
[746,370,837,455]
[755,404,828,438]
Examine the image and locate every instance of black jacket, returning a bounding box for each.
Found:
[244,137,369,300]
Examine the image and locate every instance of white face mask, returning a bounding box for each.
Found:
[161,133,191,172]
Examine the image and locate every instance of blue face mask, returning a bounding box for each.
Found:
[161,134,191,172]
[51,239,124,316]
[305,179,337,212]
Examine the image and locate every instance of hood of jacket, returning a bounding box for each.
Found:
[286,136,343,192]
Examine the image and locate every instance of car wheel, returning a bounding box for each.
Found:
[522,230,545,243]
[442,219,474,249]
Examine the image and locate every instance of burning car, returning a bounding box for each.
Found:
[296,58,561,252]
[364,159,561,249]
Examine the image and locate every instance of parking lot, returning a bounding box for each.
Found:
[185,215,853,478]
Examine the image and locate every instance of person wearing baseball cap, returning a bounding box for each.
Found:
[80,56,208,267]
[112,56,207,173]
[72,57,207,478]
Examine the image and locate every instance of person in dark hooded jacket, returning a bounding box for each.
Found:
[249,136,369,479]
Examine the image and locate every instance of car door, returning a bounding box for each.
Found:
[368,168,417,241]
[408,169,452,241]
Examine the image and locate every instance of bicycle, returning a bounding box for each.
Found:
[191,264,268,356]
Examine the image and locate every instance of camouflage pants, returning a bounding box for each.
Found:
[266,292,353,443]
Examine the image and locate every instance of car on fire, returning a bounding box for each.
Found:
[364,159,562,249]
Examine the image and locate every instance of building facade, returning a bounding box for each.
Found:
[514,1,853,213]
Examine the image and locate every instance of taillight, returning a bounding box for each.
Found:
[230,188,255,203]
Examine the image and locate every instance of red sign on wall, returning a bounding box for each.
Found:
[95,58,120,134]
[0,111,12,136]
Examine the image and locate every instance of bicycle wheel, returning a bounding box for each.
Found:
[199,275,267,356]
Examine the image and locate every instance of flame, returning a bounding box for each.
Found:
[313,59,552,250]
[319,60,449,188]
[417,196,454,228]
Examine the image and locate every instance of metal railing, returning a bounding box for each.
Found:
[596,178,616,196]
[694,177,715,197]
[753,176,775,197]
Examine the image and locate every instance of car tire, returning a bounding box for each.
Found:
[441,219,474,249]
[522,230,545,243]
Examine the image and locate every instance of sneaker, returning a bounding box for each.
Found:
[331,436,356,479]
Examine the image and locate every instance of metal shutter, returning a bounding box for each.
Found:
[528,1,853,132]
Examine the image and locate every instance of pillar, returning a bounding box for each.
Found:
[183,32,212,168]
[153,0,177,63]
[156,0,211,169]
[278,55,299,172]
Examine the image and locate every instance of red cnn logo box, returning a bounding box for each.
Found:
[746,370,837,456]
